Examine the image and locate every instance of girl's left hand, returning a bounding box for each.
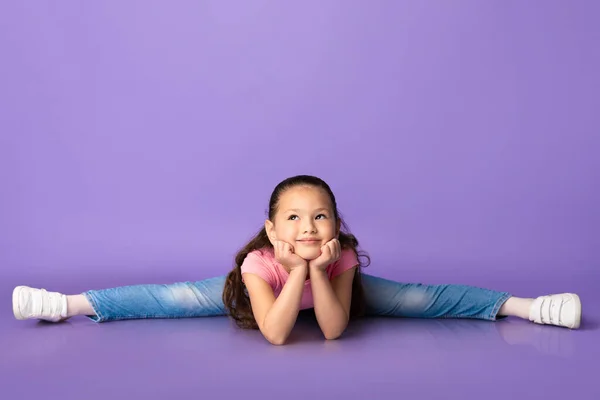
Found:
[308,238,341,271]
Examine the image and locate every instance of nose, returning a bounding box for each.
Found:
[302,219,317,234]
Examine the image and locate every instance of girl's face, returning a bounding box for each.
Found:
[265,185,339,261]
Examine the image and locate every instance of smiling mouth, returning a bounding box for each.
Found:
[297,239,320,245]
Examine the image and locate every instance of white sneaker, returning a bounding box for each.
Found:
[529,293,581,329]
[13,286,68,322]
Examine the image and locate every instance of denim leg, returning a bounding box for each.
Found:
[361,273,511,321]
[82,275,227,322]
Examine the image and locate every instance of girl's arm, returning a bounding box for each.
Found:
[243,265,307,345]
[310,266,356,340]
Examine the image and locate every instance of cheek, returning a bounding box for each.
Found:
[320,221,336,237]
[274,225,296,240]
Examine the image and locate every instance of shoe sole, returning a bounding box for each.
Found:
[12,286,27,320]
[570,293,582,329]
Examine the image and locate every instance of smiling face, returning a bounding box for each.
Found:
[265,185,340,260]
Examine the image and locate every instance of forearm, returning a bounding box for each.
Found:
[262,266,307,345]
[310,269,349,340]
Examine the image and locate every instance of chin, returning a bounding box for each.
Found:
[294,248,322,261]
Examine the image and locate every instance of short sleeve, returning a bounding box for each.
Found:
[329,249,359,279]
[240,251,277,287]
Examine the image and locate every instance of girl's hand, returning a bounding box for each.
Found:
[273,240,307,271]
[308,239,341,271]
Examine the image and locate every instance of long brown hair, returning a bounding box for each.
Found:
[222,175,370,329]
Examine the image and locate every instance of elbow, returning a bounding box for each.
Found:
[265,333,289,346]
[322,318,349,340]
[261,315,293,346]
[323,326,347,341]
[262,325,290,345]
[268,337,288,346]
[324,332,342,341]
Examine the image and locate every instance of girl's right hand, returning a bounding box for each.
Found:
[273,241,307,271]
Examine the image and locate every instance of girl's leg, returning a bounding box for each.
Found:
[360,273,581,329]
[67,295,95,317]
[497,297,534,319]
[13,275,228,323]
[361,273,510,321]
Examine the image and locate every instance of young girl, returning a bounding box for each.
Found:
[12,175,582,345]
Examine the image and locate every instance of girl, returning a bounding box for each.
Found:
[12,175,582,345]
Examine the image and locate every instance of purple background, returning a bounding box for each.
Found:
[1,2,599,399]
[2,1,598,287]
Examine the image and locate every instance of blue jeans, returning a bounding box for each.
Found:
[83,274,511,323]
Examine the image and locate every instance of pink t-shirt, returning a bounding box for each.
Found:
[240,247,359,310]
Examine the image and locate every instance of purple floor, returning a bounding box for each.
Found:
[1,272,598,400]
